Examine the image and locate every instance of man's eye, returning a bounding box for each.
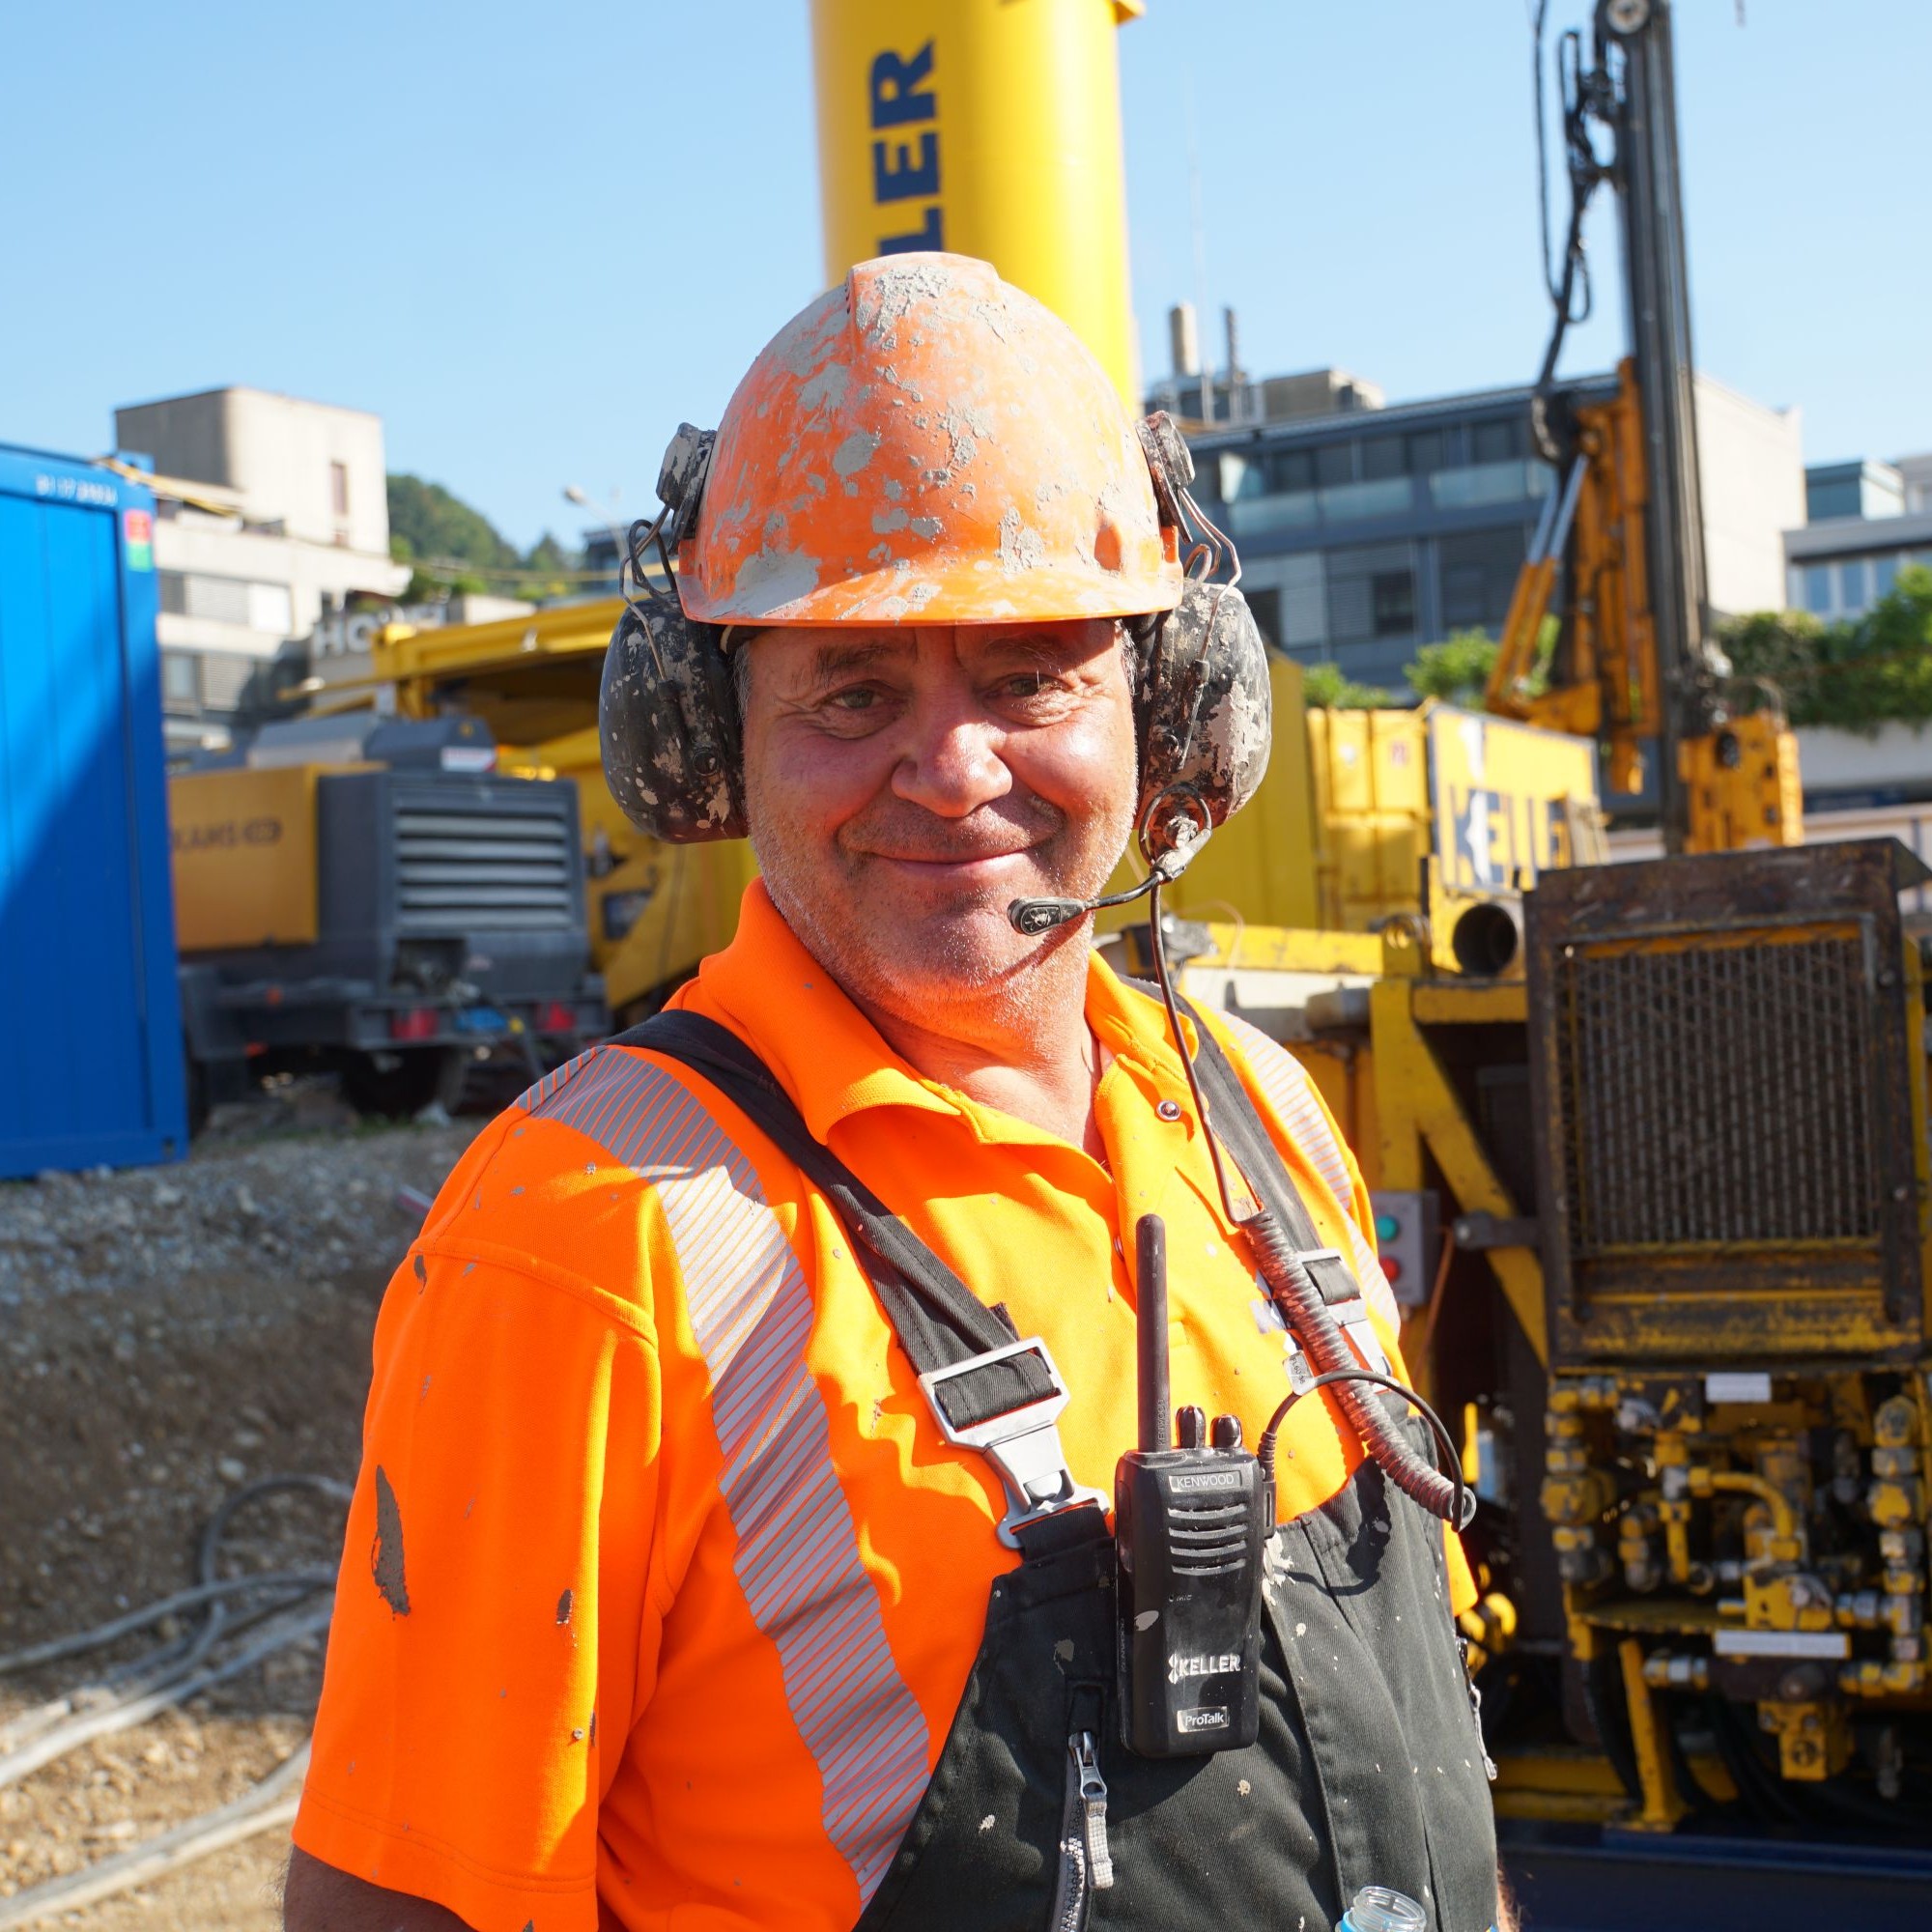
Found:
[827,685,879,711]
[1002,672,1053,698]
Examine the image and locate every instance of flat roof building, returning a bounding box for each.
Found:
[112,387,408,748]
[1787,452,1932,625]
[1173,368,1803,693]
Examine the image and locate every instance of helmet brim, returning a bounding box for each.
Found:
[680,554,1184,629]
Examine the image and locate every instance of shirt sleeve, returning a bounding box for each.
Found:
[292,1238,665,1932]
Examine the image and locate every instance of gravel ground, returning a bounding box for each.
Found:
[0,1086,477,1927]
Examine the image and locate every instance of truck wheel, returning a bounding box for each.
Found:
[339,1049,460,1121]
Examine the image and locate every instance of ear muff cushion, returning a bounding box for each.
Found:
[1133,580,1273,832]
[598,600,748,843]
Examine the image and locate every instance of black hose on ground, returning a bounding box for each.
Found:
[0,1570,334,1679]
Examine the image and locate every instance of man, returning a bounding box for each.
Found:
[286,254,1499,1931]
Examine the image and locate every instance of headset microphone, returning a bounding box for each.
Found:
[1007,792,1211,938]
[1008,871,1161,937]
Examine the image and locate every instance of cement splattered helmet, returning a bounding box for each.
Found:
[599,253,1271,850]
[678,253,1183,625]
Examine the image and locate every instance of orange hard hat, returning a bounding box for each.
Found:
[677,253,1182,628]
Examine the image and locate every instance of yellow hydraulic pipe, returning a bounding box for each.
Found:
[810,0,1144,408]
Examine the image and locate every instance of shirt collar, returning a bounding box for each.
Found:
[678,882,958,1145]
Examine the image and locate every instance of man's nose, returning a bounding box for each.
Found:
[891,696,1012,819]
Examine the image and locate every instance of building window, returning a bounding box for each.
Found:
[1325,541,1416,648]
[1472,417,1526,464]
[1839,558,1868,612]
[1875,554,1900,600]
[160,650,200,711]
[1277,554,1326,650]
[1265,448,1315,495]
[330,461,350,519]
[199,653,257,711]
[158,570,188,616]
[1802,563,1833,615]
[1372,569,1416,636]
[1439,526,1530,631]
[1406,430,1446,476]
[1246,586,1283,650]
[184,574,251,626]
[1217,453,1258,500]
[1361,435,1406,482]
[246,582,295,637]
[1315,441,1355,489]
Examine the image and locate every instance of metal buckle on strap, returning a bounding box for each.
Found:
[1291,1248,1392,1377]
[1293,1246,1349,1293]
[918,1338,1109,1550]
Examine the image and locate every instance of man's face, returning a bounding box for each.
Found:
[739,620,1138,1030]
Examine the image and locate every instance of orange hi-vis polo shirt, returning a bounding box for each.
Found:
[296,881,1471,1932]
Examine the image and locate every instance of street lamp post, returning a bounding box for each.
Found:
[562,485,627,594]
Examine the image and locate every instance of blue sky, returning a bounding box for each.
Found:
[6,2,1925,552]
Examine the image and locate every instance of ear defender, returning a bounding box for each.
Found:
[1132,579,1273,867]
[597,409,1270,852]
[599,595,746,842]
[599,422,747,845]
[1129,412,1273,867]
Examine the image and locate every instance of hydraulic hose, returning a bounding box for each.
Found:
[1138,875,1468,1532]
[1243,1206,1468,1526]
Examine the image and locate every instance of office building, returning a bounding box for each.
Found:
[112,387,409,747]
[1786,454,1932,624]
[1174,367,1802,693]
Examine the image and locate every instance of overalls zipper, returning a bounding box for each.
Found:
[1050,1725,1114,1929]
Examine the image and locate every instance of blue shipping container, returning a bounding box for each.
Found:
[0,443,186,1177]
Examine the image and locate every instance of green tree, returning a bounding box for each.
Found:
[1721,568,1932,735]
[1301,662,1394,709]
[386,474,523,574]
[516,530,580,603]
[1405,629,1500,706]
[386,479,584,604]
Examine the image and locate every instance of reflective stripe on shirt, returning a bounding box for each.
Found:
[526,1044,933,1904]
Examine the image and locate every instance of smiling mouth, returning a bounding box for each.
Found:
[866,847,1037,870]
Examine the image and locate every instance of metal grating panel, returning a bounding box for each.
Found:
[1555,931,1881,1254]
[392,803,575,932]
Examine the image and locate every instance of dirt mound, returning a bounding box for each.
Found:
[0,1106,474,1924]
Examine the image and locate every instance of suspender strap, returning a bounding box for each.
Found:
[619,1012,1107,1547]
[618,1012,1049,1422]
[1122,981,1367,1319]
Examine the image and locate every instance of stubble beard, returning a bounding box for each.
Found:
[750,787,1137,1044]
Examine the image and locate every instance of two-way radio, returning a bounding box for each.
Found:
[1114,1212,1468,1760]
[1115,1213,1271,1756]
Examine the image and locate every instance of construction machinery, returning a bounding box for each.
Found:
[1482,0,1803,859]
[1273,1,1932,1879]
[171,713,605,1125]
[359,603,754,1028]
[809,0,1142,407]
[358,595,1607,1020]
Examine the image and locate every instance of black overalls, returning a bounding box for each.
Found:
[633,1013,1499,1932]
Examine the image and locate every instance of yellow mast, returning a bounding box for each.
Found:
[809,0,1144,409]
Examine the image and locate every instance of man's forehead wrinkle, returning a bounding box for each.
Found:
[971,622,1115,666]
[808,638,904,682]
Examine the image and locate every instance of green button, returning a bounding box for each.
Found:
[1374,1212,1401,1242]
